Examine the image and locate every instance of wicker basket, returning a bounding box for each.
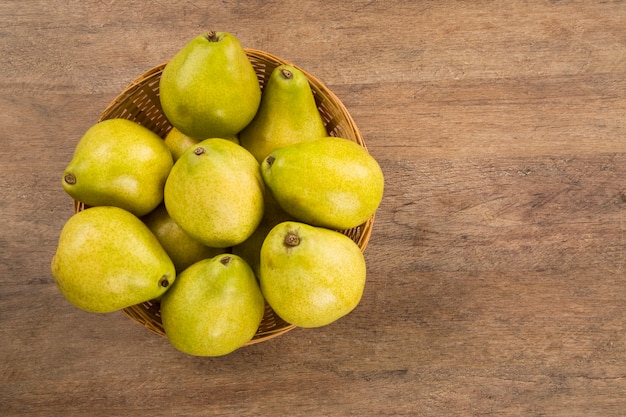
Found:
[73,48,374,346]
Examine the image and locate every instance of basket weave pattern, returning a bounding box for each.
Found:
[75,49,374,345]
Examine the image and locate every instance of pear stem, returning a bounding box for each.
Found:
[64,173,76,185]
[280,68,293,79]
[194,147,205,156]
[159,275,170,288]
[206,31,219,42]
[284,232,300,247]
[220,256,231,266]
[265,155,275,166]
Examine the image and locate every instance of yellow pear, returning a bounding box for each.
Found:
[259,221,366,328]
[160,254,265,356]
[164,127,240,161]
[142,204,225,273]
[164,138,264,248]
[51,206,176,313]
[261,137,384,230]
[239,64,327,163]
[232,192,294,276]
[159,31,261,139]
[62,118,173,217]
[164,127,201,161]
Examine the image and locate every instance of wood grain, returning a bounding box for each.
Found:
[1,1,625,416]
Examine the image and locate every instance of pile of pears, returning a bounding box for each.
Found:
[52,31,384,357]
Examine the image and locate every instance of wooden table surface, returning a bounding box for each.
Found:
[2,1,625,416]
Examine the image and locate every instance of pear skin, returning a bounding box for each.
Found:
[239,64,328,163]
[160,254,265,356]
[164,138,265,248]
[164,127,201,162]
[159,31,261,140]
[259,221,366,328]
[261,137,384,230]
[164,127,240,161]
[142,204,225,273]
[51,206,176,313]
[62,118,173,217]
[232,192,294,276]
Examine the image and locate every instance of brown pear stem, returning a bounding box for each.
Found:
[281,68,293,79]
[64,173,76,185]
[194,147,205,155]
[220,256,231,266]
[284,232,300,247]
[206,31,219,42]
[265,155,275,166]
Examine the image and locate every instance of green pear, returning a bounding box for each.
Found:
[232,192,294,276]
[165,127,240,161]
[159,31,261,140]
[160,254,265,356]
[142,204,225,273]
[239,64,328,163]
[51,206,176,313]
[164,127,201,161]
[259,221,366,328]
[164,138,265,248]
[261,137,384,230]
[62,118,173,217]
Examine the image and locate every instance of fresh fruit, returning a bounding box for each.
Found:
[232,192,294,276]
[261,137,384,230]
[54,33,381,356]
[164,138,265,248]
[239,64,327,163]
[165,127,240,161]
[160,254,265,356]
[159,31,261,140]
[142,204,225,273]
[62,118,173,217]
[164,127,201,162]
[51,206,175,313]
[259,221,366,328]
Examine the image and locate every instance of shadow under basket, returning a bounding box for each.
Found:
[73,48,375,346]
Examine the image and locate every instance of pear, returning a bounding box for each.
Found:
[142,204,225,273]
[51,206,176,313]
[261,137,384,230]
[232,192,294,276]
[259,221,366,328]
[164,127,240,162]
[164,127,201,161]
[239,64,328,163]
[159,31,261,140]
[160,254,265,356]
[62,118,173,217]
[164,138,265,248]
